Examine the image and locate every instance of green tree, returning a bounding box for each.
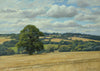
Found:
[16,25,44,55]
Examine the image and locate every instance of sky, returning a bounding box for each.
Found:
[0,0,100,35]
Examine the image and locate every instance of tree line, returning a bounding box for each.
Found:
[0,25,100,56]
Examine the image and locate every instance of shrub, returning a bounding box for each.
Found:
[45,44,57,53]
[94,46,100,51]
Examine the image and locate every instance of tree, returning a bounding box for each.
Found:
[58,45,71,52]
[16,25,44,55]
[45,44,56,53]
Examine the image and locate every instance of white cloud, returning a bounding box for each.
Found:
[21,9,46,18]
[84,23,100,28]
[75,13,97,22]
[37,20,84,33]
[28,0,54,8]
[75,8,100,24]
[0,8,46,19]
[0,0,55,9]
[0,19,53,34]
[0,0,56,19]
[0,19,100,35]
[67,0,100,7]
[83,23,100,35]
[52,20,82,28]
[47,5,78,18]
[0,0,100,35]
[0,8,17,13]
[77,8,92,14]
[0,19,81,33]
[77,0,89,8]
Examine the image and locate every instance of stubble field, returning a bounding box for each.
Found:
[0,51,100,71]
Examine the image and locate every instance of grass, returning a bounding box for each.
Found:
[10,47,18,53]
[44,44,58,49]
[0,37,12,44]
[0,51,100,71]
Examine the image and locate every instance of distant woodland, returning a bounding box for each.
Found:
[0,32,100,56]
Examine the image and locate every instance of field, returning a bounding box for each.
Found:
[51,38,62,42]
[0,51,100,71]
[44,44,58,49]
[42,37,100,43]
[0,37,12,44]
[70,37,100,42]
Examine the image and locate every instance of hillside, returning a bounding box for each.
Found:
[0,37,12,44]
[0,51,100,71]
[41,37,100,42]
[0,33,100,56]
[69,37,100,42]
[61,33,100,40]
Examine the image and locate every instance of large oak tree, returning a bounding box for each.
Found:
[16,25,44,55]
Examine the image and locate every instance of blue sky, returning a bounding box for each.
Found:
[0,0,100,35]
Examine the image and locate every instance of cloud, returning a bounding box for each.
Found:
[0,0,100,35]
[52,20,82,28]
[0,8,17,13]
[47,5,78,18]
[0,20,82,34]
[27,0,55,9]
[38,20,84,33]
[0,19,100,35]
[0,0,55,20]
[75,13,98,22]
[21,9,46,18]
[93,10,100,16]
[67,0,100,7]
[75,8,100,23]
[0,0,54,9]
[0,8,46,19]
[82,23,100,35]
[77,0,89,8]
[84,23,100,28]
[67,0,89,8]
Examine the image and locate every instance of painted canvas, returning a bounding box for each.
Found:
[0,0,100,71]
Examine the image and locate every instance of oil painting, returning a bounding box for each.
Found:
[0,0,100,71]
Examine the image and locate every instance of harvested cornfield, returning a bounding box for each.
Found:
[0,51,100,71]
